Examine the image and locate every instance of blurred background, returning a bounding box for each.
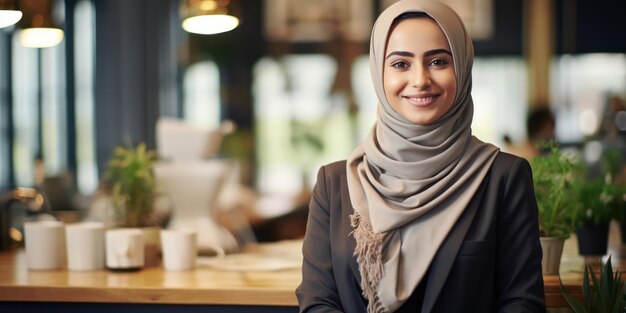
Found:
[0,0,625,246]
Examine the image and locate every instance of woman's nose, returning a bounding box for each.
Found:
[411,66,431,89]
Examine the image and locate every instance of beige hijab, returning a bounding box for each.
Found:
[346,0,499,312]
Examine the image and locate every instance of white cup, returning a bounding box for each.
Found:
[24,221,66,270]
[160,229,197,271]
[66,222,106,271]
[106,229,144,270]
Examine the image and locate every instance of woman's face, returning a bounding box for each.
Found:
[383,17,457,125]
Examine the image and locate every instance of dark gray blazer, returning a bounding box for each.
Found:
[296,152,546,312]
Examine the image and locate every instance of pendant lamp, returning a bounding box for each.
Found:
[0,0,22,29]
[181,0,239,35]
[18,0,63,48]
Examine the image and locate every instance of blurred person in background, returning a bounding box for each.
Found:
[503,106,555,161]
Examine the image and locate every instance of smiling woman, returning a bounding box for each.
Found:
[296,0,545,312]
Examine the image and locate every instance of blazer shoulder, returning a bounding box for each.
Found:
[488,151,536,203]
[313,160,347,196]
[321,160,347,177]
[490,151,531,177]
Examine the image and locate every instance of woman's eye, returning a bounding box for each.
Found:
[391,61,409,69]
[429,58,449,66]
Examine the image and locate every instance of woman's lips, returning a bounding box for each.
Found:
[402,94,439,107]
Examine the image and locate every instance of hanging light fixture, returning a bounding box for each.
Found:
[17,0,63,48]
[181,0,239,35]
[0,0,22,29]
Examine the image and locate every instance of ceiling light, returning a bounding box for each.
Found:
[18,27,63,48]
[0,9,21,28]
[17,0,64,48]
[181,0,239,35]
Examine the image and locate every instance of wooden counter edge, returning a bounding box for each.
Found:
[544,276,583,308]
[0,285,299,306]
[0,284,579,308]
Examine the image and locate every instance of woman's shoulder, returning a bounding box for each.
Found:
[319,160,348,177]
[492,151,531,171]
[489,151,533,187]
[311,161,347,201]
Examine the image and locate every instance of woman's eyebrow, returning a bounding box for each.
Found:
[385,51,414,59]
[385,49,452,60]
[423,49,452,57]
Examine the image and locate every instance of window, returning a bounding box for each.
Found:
[253,55,353,215]
[11,35,40,187]
[182,60,221,130]
[41,37,67,177]
[550,54,626,142]
[74,0,97,195]
[351,55,377,143]
[472,57,528,146]
[0,0,97,195]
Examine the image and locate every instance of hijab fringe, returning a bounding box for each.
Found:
[350,211,387,313]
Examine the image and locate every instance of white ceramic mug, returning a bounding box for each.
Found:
[160,229,197,271]
[24,221,66,270]
[105,229,144,270]
[65,222,106,271]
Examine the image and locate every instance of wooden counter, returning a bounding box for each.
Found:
[1,227,625,310]
[0,240,303,312]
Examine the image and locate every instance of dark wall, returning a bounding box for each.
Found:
[0,32,14,190]
[473,0,524,56]
[556,0,626,54]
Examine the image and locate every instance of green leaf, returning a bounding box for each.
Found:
[531,141,578,239]
[104,142,158,227]
[561,255,626,313]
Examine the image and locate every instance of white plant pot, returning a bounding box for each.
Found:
[540,236,565,275]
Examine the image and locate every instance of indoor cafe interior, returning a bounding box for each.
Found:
[0,0,625,312]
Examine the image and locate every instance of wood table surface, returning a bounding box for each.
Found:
[1,224,625,309]
[0,240,303,307]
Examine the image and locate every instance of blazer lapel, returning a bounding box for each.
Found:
[420,179,488,313]
[341,175,361,286]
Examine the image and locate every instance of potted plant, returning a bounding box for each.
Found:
[530,142,577,275]
[570,177,620,257]
[600,147,626,244]
[105,143,162,267]
[560,255,626,313]
[105,143,159,227]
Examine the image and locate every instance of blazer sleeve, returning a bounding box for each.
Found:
[296,166,345,313]
[497,157,547,312]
